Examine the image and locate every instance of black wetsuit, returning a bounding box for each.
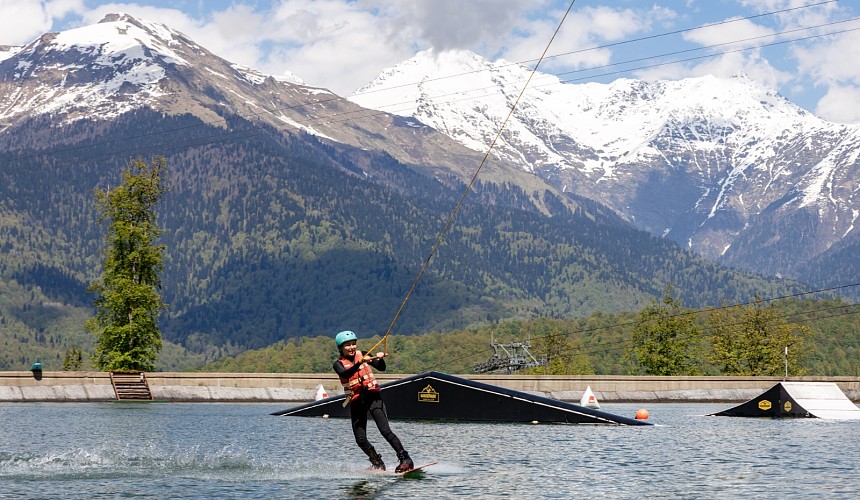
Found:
[333,355,406,457]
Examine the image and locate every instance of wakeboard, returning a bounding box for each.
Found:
[395,461,437,477]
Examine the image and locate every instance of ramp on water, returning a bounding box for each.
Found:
[272,371,649,425]
[710,382,860,419]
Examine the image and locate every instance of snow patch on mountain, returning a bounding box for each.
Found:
[0,15,185,122]
[48,15,190,68]
[0,13,328,130]
[351,50,824,173]
[0,45,22,62]
[231,63,305,87]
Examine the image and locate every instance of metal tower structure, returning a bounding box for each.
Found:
[473,337,546,374]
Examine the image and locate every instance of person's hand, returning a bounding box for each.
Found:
[375,352,386,359]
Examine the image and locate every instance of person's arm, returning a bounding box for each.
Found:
[333,359,362,379]
[368,355,386,371]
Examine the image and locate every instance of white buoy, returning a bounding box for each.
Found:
[314,384,329,401]
[580,385,600,409]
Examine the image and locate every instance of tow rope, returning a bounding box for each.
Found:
[362,0,579,362]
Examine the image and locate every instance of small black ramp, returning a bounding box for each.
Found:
[272,371,650,425]
[710,381,860,419]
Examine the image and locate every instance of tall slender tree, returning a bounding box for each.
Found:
[87,156,167,371]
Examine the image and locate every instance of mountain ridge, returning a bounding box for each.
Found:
[350,48,860,285]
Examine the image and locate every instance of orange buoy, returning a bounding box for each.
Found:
[635,408,649,420]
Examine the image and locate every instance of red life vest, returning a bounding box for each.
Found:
[338,350,379,403]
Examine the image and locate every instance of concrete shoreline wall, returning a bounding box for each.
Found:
[3,371,859,403]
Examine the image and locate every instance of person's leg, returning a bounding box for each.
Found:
[368,398,412,471]
[352,400,385,469]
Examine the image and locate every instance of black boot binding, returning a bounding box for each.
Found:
[395,450,413,473]
[366,448,385,470]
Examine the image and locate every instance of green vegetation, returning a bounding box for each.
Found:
[86,156,167,371]
[707,295,812,376]
[632,285,702,375]
[200,297,860,376]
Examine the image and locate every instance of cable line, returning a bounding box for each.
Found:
[554,25,860,85]
[363,0,580,358]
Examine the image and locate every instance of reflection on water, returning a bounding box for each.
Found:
[1,402,859,498]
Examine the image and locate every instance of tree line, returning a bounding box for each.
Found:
[202,293,860,377]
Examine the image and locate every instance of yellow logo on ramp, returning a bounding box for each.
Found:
[758,399,772,411]
[784,401,792,412]
[418,384,439,403]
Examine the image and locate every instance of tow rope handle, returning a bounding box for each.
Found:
[363,336,388,361]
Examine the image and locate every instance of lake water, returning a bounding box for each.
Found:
[1,402,859,499]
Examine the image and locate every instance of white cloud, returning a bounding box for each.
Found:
[791,27,860,123]
[633,49,791,89]
[815,85,860,124]
[195,4,267,70]
[381,0,540,52]
[793,27,860,86]
[738,0,841,30]
[630,13,787,85]
[251,0,417,93]
[683,17,775,48]
[0,0,66,45]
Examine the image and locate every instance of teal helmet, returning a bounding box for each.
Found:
[335,330,357,347]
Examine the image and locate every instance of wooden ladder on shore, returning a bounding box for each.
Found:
[110,372,153,400]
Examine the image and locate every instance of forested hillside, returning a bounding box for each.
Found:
[203,298,860,377]
[0,110,811,369]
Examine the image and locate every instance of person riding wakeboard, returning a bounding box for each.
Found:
[332,330,414,472]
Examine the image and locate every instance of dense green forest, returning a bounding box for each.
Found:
[1,110,851,371]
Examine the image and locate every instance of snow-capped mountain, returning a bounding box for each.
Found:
[350,49,860,278]
[1,14,308,126]
[0,14,507,188]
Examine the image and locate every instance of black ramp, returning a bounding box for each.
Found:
[272,371,650,425]
[710,382,808,418]
[711,381,860,419]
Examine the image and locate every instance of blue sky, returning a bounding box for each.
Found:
[3,0,860,123]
